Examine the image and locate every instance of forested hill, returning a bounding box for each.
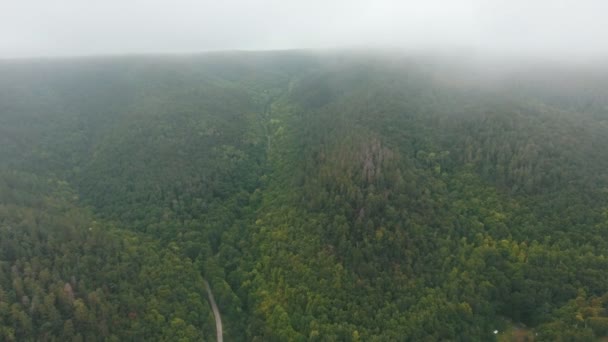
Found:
[1,51,608,341]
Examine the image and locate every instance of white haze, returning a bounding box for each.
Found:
[1,0,606,63]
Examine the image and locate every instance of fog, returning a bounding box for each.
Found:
[1,0,607,63]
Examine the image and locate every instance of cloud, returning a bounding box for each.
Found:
[0,0,606,62]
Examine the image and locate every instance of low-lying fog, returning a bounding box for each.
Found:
[1,0,607,65]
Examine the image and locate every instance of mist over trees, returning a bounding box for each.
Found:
[1,51,608,340]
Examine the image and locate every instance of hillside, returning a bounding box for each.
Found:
[1,51,608,341]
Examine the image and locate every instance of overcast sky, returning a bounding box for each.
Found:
[1,0,606,61]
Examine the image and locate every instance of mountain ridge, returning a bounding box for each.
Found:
[1,51,608,340]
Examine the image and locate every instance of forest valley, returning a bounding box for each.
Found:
[1,51,608,340]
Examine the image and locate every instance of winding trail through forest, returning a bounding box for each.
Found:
[203,280,223,342]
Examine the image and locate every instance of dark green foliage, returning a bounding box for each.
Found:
[0,171,211,341]
[1,52,608,340]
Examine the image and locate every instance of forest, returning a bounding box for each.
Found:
[1,51,608,341]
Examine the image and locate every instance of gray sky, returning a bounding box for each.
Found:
[1,0,607,61]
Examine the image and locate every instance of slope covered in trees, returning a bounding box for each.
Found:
[1,52,608,340]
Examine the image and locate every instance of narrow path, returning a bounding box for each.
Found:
[203,280,223,342]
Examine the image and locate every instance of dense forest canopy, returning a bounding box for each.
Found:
[1,51,608,341]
